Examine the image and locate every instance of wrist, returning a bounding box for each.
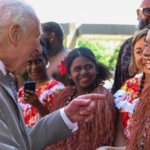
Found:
[64,106,75,123]
[32,101,43,109]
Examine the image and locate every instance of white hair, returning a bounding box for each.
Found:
[0,0,40,36]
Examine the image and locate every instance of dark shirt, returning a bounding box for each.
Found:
[111,37,134,94]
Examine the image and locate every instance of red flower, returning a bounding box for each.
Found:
[57,60,68,75]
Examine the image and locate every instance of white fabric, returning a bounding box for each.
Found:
[135,72,143,78]
[60,108,78,132]
[39,83,64,102]
[114,89,139,113]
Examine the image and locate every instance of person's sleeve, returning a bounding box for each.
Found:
[0,114,19,150]
[114,80,129,111]
[60,107,78,132]
[29,109,74,150]
[0,143,18,150]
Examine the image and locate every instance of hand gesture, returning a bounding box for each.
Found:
[23,90,40,108]
[64,93,105,123]
[23,90,49,117]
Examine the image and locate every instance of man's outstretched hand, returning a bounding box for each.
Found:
[64,93,105,123]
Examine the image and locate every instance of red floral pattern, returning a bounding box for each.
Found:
[18,79,64,126]
[116,77,139,139]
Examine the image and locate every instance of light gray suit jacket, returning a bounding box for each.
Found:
[0,70,73,150]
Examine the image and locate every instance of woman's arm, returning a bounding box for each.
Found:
[23,90,49,117]
[113,112,126,146]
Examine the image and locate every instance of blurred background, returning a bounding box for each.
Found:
[24,0,141,89]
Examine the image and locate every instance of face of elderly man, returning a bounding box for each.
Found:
[7,22,42,75]
[14,25,42,75]
[0,0,42,75]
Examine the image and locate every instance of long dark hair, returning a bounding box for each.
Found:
[65,46,112,86]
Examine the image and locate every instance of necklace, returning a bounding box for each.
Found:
[66,81,99,106]
[135,72,145,98]
[136,72,149,150]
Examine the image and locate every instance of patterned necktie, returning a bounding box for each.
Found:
[4,73,28,148]
[5,73,18,102]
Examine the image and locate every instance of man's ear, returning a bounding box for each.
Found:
[136,9,140,20]
[49,31,55,43]
[8,24,21,46]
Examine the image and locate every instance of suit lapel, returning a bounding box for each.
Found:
[0,70,17,103]
[0,70,31,149]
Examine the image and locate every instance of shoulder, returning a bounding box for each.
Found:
[58,49,70,59]
[53,86,73,98]
[96,85,111,94]
[94,85,114,101]
[121,77,138,90]
[119,37,133,54]
[122,37,133,46]
[50,86,73,112]
[114,77,139,111]
[44,79,65,92]
[114,77,138,98]
[58,86,73,94]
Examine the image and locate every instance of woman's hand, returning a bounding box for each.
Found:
[23,90,41,108]
[23,90,49,117]
[64,93,105,123]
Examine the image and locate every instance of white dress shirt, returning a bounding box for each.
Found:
[0,60,78,132]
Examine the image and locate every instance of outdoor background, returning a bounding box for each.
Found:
[24,0,141,71]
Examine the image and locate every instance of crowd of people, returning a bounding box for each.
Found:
[1,0,150,150]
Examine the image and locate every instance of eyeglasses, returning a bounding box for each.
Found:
[139,8,150,17]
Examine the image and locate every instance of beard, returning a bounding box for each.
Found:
[138,19,150,30]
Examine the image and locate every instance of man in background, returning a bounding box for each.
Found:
[112,0,150,94]
[41,22,70,85]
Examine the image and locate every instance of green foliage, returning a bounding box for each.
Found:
[77,40,123,70]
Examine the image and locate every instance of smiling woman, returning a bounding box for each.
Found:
[49,46,117,150]
[99,28,150,150]
[18,39,64,127]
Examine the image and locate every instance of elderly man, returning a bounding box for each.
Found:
[112,0,150,94]
[0,0,104,150]
[41,22,70,85]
